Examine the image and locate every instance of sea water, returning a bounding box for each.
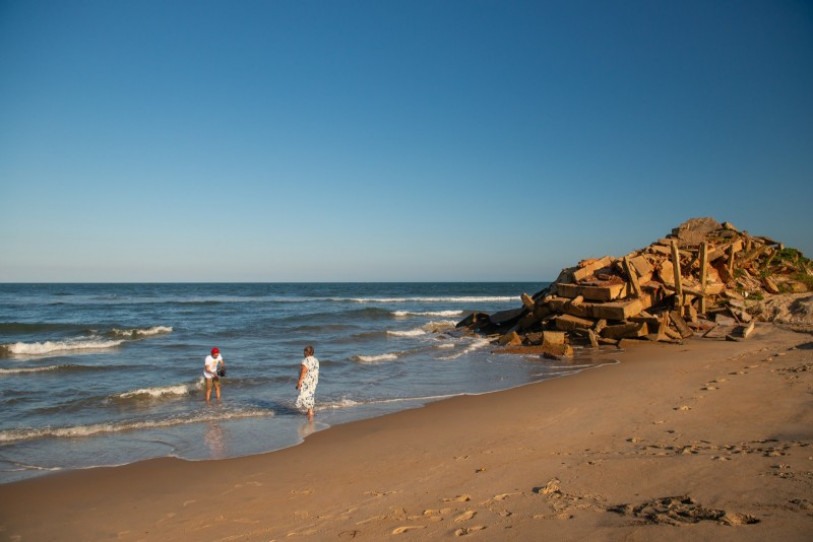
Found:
[0,283,613,483]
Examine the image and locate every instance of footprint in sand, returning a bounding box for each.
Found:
[423,508,451,520]
[454,510,477,523]
[487,493,517,503]
[788,498,813,514]
[723,512,760,525]
[608,495,759,526]
[533,478,561,495]
[454,525,486,536]
[355,515,387,526]
[287,527,318,536]
[392,525,426,534]
[444,494,472,503]
[364,490,395,497]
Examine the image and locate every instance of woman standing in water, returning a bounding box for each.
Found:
[295,345,319,420]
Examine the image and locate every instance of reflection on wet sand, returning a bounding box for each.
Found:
[205,421,225,458]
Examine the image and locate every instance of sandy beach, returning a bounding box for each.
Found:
[1,323,811,541]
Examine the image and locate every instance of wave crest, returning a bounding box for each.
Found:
[1,325,173,358]
[387,320,458,338]
[387,329,426,338]
[352,353,399,363]
[1,339,125,356]
[115,382,199,400]
[110,326,173,339]
[392,310,464,318]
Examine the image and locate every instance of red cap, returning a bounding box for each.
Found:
[211,347,220,355]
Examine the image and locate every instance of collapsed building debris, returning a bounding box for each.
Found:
[457,218,813,358]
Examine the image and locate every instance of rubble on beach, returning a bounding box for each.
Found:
[457,217,813,359]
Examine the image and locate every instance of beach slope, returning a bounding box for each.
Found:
[1,325,811,541]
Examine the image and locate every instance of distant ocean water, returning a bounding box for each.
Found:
[0,283,616,483]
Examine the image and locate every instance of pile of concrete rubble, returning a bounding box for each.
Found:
[456,218,812,358]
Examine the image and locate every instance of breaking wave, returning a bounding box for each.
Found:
[1,326,173,358]
[115,381,201,400]
[392,310,465,317]
[387,320,459,338]
[1,338,125,356]
[387,329,427,338]
[353,353,400,363]
[110,326,173,339]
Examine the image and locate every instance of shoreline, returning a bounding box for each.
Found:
[1,324,811,540]
[0,344,608,486]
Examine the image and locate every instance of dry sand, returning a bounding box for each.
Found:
[1,324,811,541]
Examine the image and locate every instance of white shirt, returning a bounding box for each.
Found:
[204,354,223,379]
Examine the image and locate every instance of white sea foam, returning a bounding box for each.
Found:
[353,353,399,363]
[111,326,173,339]
[6,462,63,473]
[374,393,457,404]
[438,337,492,360]
[387,328,426,337]
[0,409,272,444]
[321,394,458,410]
[388,320,458,338]
[4,338,125,356]
[392,310,464,318]
[322,398,362,409]
[116,382,198,400]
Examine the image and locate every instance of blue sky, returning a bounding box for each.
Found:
[1,1,811,282]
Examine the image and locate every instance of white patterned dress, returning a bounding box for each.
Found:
[295,355,319,410]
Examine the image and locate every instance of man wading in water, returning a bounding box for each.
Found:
[203,347,226,402]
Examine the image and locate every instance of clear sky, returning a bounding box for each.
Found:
[1,1,811,282]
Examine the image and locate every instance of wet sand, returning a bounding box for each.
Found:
[1,324,811,541]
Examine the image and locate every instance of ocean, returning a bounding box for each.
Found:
[0,282,614,484]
